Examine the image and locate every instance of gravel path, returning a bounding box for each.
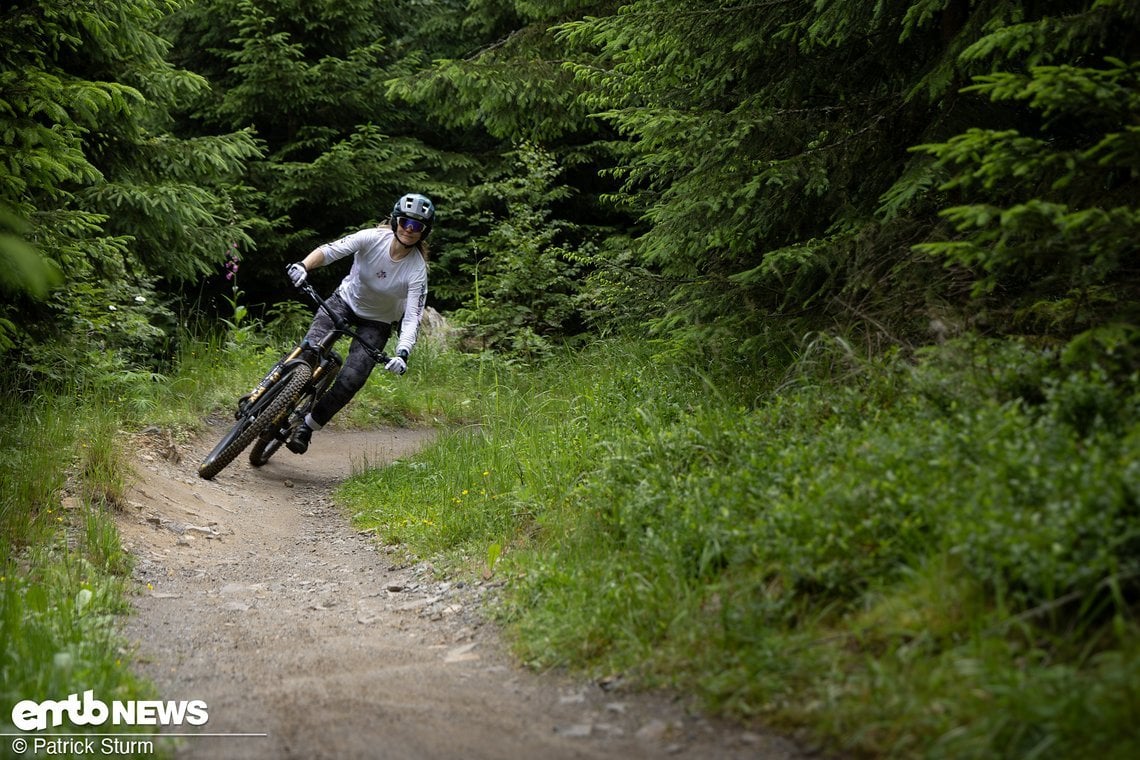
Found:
[117,424,811,759]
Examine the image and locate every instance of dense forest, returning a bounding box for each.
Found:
[2,1,1138,757]
[3,0,1135,367]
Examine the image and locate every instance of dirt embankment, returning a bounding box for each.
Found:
[117,424,813,759]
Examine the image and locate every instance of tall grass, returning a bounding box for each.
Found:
[338,335,1140,759]
[0,388,155,756]
[0,396,70,550]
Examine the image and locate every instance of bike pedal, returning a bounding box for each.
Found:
[286,425,312,454]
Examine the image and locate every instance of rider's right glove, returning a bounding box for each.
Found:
[287,262,308,287]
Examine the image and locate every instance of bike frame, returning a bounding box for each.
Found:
[198,280,390,479]
[242,283,388,410]
[246,282,391,454]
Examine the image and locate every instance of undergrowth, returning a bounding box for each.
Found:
[339,334,1140,759]
[5,307,1137,758]
[0,392,156,757]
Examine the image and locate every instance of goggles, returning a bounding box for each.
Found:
[397,217,426,233]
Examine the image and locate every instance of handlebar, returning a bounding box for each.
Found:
[294,277,389,365]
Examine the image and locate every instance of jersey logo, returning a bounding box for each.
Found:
[376,270,388,279]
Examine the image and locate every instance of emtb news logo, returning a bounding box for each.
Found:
[11,690,208,731]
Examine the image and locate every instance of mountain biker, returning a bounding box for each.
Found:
[283,192,433,454]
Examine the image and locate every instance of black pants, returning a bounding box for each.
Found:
[303,292,392,427]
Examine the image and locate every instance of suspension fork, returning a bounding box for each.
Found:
[237,345,311,413]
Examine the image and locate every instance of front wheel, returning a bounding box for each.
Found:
[198,363,313,480]
[250,355,341,468]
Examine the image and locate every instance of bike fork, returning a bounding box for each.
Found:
[236,346,310,416]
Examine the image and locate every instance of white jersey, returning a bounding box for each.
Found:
[321,226,428,355]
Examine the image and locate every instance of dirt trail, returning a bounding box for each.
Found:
[118,424,811,760]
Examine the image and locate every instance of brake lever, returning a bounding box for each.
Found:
[297,281,343,327]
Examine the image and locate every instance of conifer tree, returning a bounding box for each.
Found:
[911,5,1139,366]
[0,0,260,366]
[383,1,628,336]
[449,143,587,356]
[550,1,964,350]
[552,1,1138,355]
[162,0,467,302]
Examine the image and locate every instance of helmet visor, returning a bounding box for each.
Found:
[397,217,426,234]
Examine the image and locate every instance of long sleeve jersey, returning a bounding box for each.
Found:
[321,226,428,356]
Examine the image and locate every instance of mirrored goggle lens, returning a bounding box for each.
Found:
[398,217,426,233]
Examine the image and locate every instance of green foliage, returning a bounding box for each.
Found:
[533,0,1139,353]
[337,337,1140,757]
[0,553,155,752]
[0,0,261,384]
[381,0,633,317]
[162,0,460,299]
[4,0,1140,749]
[385,0,603,143]
[0,204,62,349]
[550,0,984,350]
[0,390,154,754]
[0,399,68,549]
[8,0,1139,384]
[915,56,1140,341]
[450,143,587,357]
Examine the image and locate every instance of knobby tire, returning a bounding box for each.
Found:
[198,363,312,480]
[248,360,339,468]
[248,384,312,468]
[248,433,284,468]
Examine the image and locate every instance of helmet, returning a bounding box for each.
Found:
[391,193,435,236]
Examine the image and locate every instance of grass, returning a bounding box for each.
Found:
[5,313,1138,759]
[0,391,156,757]
[337,334,1140,759]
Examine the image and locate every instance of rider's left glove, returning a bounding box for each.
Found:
[287,262,308,287]
[385,349,409,376]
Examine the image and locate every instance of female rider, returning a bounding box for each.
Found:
[283,192,433,454]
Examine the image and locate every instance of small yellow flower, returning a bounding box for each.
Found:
[146,583,154,591]
[482,471,490,477]
[462,489,469,496]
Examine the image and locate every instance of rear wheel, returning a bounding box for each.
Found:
[248,431,286,467]
[198,363,312,480]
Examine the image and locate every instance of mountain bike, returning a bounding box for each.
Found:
[197,279,389,480]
